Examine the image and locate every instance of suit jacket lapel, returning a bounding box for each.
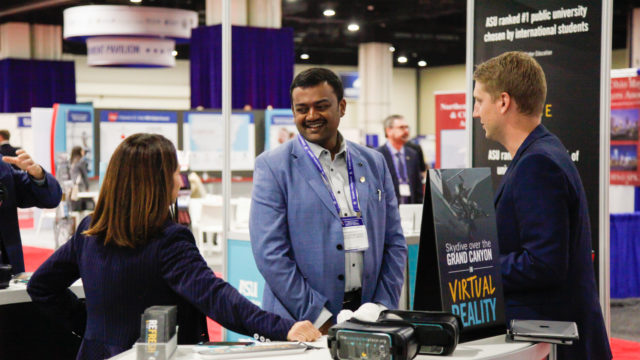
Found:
[291,139,341,221]
[347,143,370,220]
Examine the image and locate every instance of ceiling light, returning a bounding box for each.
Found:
[418,60,427,67]
[389,46,395,52]
[398,56,408,64]
[300,53,310,60]
[130,0,142,3]
[367,5,375,11]
[172,50,178,57]
[347,23,360,32]
[323,9,335,17]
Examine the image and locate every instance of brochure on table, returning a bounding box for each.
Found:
[100,110,178,165]
[53,104,96,177]
[264,109,295,151]
[182,112,255,171]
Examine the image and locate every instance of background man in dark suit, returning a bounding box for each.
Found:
[377,115,424,204]
[1,149,62,273]
[0,130,19,157]
[473,51,611,360]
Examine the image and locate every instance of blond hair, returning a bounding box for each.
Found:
[474,51,547,116]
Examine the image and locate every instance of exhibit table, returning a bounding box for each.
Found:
[0,279,85,358]
[0,278,84,306]
[110,335,550,360]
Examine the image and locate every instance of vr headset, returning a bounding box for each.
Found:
[328,310,461,360]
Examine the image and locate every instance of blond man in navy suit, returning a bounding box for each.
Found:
[474,51,611,360]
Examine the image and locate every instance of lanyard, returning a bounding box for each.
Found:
[297,135,361,216]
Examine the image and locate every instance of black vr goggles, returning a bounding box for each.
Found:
[328,310,461,360]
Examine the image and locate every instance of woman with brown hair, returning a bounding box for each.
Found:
[27,133,319,359]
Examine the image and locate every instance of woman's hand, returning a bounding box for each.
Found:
[286,320,322,342]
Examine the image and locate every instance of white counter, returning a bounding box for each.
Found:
[0,279,84,306]
[110,335,550,360]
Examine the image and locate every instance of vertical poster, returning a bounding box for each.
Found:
[471,1,604,276]
[100,110,178,164]
[610,75,640,185]
[264,108,295,151]
[53,104,95,177]
[414,168,505,342]
[435,92,467,169]
[182,112,255,171]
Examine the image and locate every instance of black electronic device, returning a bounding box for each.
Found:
[507,319,579,345]
[0,264,12,289]
[378,310,461,355]
[327,319,419,360]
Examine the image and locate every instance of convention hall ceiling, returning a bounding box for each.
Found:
[0,0,636,67]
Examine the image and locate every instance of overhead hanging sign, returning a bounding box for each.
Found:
[63,5,197,41]
[63,5,197,67]
[86,37,175,67]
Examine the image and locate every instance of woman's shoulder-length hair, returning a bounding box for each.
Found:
[84,133,177,247]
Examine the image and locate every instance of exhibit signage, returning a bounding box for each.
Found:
[17,116,31,128]
[610,74,640,185]
[470,0,606,279]
[100,109,178,164]
[182,112,255,171]
[435,92,466,169]
[414,168,505,342]
[264,108,295,151]
[53,104,96,177]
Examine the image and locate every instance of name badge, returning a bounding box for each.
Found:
[399,183,411,197]
[341,216,369,251]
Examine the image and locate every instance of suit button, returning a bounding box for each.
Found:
[338,274,344,281]
[337,244,343,250]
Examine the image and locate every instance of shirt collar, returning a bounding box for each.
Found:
[386,141,404,156]
[306,132,347,159]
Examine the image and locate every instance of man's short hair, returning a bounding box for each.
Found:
[473,51,547,116]
[290,68,344,102]
[383,115,403,138]
[0,130,10,141]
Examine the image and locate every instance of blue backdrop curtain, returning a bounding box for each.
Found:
[610,213,640,298]
[190,25,294,109]
[0,59,76,112]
